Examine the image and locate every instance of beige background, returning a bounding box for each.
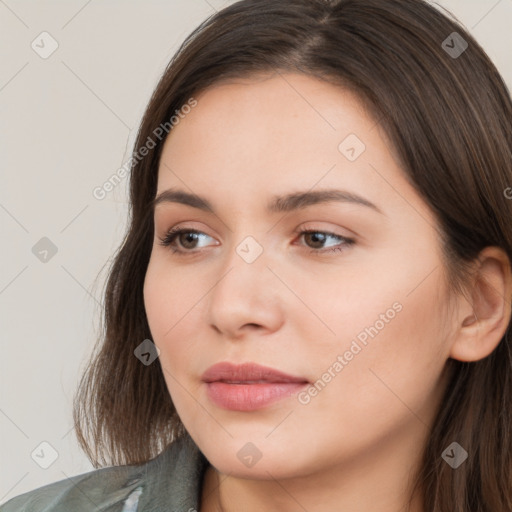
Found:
[1,0,511,503]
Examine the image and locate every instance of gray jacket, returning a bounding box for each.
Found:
[0,434,209,511]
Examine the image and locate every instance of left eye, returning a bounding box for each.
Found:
[298,229,355,253]
[158,228,355,255]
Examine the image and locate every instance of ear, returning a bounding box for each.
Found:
[449,246,512,362]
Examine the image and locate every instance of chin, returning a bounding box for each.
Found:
[198,437,313,481]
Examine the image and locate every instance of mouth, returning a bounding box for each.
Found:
[218,380,284,384]
[201,361,309,384]
[201,362,309,411]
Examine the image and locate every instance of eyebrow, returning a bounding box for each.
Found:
[152,188,383,215]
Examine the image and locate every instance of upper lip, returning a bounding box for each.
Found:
[201,362,309,384]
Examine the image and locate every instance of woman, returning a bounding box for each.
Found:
[2,0,512,510]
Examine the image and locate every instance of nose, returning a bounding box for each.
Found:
[207,238,285,340]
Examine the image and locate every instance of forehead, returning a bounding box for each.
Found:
[155,73,435,227]
[165,73,373,152]
[159,74,378,183]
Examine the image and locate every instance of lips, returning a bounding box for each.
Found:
[202,362,309,411]
[201,361,309,384]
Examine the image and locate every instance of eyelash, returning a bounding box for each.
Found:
[158,226,355,256]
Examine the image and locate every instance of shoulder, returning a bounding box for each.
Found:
[0,434,209,512]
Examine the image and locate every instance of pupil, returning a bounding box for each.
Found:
[308,232,325,248]
[182,233,198,248]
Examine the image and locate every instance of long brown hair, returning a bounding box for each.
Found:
[73,0,512,509]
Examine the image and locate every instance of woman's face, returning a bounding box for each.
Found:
[143,73,456,481]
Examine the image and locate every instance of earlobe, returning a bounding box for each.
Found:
[449,246,512,363]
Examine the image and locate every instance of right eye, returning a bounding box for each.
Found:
[158,227,217,254]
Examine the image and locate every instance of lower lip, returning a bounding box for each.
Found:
[205,381,308,411]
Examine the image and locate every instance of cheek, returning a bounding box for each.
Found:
[144,258,199,340]
[143,262,169,341]
[304,244,450,415]
[316,276,449,435]
[143,258,205,382]
[143,264,195,416]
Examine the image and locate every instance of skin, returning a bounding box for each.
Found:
[143,72,512,512]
